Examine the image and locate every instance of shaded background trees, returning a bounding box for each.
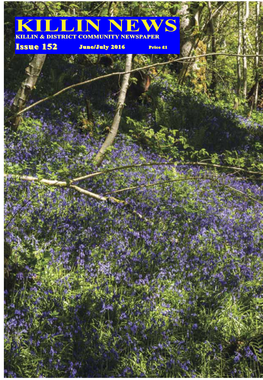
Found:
[5,1,263,115]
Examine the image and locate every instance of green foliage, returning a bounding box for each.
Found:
[122,75,263,171]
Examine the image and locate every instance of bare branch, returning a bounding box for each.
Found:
[201,2,227,33]
[94,54,133,167]
[71,161,263,184]
[4,173,67,187]
[4,173,152,224]
[104,176,198,194]
[70,184,107,201]
[104,175,263,206]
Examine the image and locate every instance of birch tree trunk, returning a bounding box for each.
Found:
[178,3,196,84]
[208,1,216,95]
[94,54,133,167]
[253,1,260,109]
[243,2,249,98]
[178,4,206,89]
[108,1,115,17]
[259,2,263,105]
[237,2,242,100]
[10,54,47,131]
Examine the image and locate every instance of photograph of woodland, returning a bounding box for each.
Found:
[4,1,263,378]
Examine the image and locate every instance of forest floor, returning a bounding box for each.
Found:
[4,71,263,377]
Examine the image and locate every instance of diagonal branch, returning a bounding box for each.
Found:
[201,2,227,33]
[94,54,133,167]
[4,173,152,224]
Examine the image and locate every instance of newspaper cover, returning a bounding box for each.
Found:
[4,1,263,378]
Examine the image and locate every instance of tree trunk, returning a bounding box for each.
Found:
[243,2,249,98]
[10,54,47,131]
[180,3,195,58]
[253,1,260,109]
[208,1,216,95]
[108,1,115,17]
[178,3,196,83]
[178,4,207,89]
[94,54,133,167]
[237,2,242,100]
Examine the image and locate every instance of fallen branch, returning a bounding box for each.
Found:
[104,176,198,194]
[4,173,152,224]
[4,174,68,187]
[103,175,263,206]
[71,161,263,184]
